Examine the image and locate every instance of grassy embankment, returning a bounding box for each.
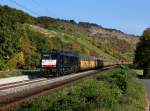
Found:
[0,70,23,78]
[17,67,146,111]
[29,24,113,59]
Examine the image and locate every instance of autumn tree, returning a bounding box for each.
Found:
[134,28,150,77]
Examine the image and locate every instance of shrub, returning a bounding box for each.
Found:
[0,58,7,70]
[17,68,145,111]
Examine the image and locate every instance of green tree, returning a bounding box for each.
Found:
[134,28,150,77]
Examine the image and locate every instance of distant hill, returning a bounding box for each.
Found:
[0,5,138,70]
[37,16,138,45]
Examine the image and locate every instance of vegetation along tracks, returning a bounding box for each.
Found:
[0,65,118,111]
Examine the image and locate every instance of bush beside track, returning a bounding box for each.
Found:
[16,67,146,111]
[0,70,23,78]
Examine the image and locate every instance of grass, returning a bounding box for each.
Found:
[29,24,114,59]
[75,33,113,58]
[0,70,23,78]
[54,29,114,59]
[0,68,41,78]
[16,67,146,111]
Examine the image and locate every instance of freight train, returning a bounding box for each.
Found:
[41,50,118,76]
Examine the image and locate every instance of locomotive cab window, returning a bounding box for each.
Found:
[42,53,58,60]
[43,54,51,60]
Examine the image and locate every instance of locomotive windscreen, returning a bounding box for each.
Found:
[43,54,51,59]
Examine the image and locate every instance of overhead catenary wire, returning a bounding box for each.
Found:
[8,0,40,16]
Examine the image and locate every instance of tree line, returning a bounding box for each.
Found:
[0,5,50,70]
[134,28,150,77]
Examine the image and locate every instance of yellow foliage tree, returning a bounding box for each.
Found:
[17,51,25,67]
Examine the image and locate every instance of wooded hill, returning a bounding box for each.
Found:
[0,5,138,70]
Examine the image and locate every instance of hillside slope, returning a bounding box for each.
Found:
[36,17,138,61]
[0,5,138,70]
[29,24,112,57]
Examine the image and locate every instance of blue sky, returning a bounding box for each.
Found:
[0,0,150,35]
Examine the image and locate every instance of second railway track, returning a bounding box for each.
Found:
[0,78,48,90]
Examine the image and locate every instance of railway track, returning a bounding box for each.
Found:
[0,78,48,90]
[0,65,118,111]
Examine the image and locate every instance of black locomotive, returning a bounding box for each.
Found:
[41,50,103,76]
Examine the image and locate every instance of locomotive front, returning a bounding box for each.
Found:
[41,53,57,71]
